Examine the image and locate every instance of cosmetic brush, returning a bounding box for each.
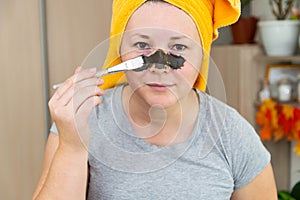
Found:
[52,56,145,90]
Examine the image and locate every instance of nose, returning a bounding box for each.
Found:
[147,49,171,74]
[149,63,170,74]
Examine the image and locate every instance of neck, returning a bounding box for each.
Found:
[122,85,199,145]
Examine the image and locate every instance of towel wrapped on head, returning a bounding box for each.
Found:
[101,0,240,91]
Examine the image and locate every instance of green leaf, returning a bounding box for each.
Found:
[291,181,300,200]
[278,191,296,200]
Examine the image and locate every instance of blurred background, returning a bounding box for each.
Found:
[1,0,299,199]
[0,0,111,199]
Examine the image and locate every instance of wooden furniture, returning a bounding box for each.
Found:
[0,1,45,199]
[211,44,291,190]
[0,0,112,199]
[46,0,112,92]
[210,44,265,125]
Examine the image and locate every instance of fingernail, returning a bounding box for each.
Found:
[97,78,104,85]
[74,66,82,74]
[89,68,96,73]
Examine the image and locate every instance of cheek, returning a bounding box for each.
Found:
[120,51,141,62]
[126,71,145,89]
[181,48,202,85]
[177,62,200,86]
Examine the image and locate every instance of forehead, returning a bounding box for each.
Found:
[124,1,200,43]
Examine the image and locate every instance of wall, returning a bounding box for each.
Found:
[251,0,276,20]
[0,0,45,199]
[45,0,112,90]
[0,1,112,199]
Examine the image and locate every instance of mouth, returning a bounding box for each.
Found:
[146,83,175,92]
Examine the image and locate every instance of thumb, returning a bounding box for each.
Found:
[74,66,83,74]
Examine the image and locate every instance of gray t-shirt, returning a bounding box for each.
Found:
[51,84,270,200]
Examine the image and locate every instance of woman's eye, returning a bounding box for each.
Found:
[172,44,187,51]
[135,42,150,50]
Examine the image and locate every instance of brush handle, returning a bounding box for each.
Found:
[52,56,144,90]
[52,69,108,90]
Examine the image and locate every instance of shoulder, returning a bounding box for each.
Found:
[196,90,244,128]
[193,89,254,161]
[196,90,266,154]
[195,90,271,190]
[101,84,123,103]
[95,84,124,113]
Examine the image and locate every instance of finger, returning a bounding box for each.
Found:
[73,68,97,85]
[76,96,101,119]
[73,96,101,148]
[48,78,74,113]
[53,67,83,100]
[52,67,94,101]
[53,76,74,100]
[74,66,82,74]
[72,85,104,112]
[57,77,103,107]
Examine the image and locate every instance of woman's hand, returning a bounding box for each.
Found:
[48,67,104,152]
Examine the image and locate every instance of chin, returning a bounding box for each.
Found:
[147,96,178,108]
[137,86,181,108]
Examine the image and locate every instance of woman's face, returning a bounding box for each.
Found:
[120,1,203,108]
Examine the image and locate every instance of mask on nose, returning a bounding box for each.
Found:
[134,49,185,72]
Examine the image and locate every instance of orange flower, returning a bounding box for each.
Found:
[256,111,269,125]
[271,109,279,129]
[256,99,300,156]
[282,104,294,119]
[259,125,273,140]
[278,113,291,136]
[273,128,284,142]
[294,108,300,120]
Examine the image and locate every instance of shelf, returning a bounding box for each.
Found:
[254,100,300,108]
[260,55,300,63]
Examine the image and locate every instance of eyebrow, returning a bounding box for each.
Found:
[170,36,188,40]
[130,33,150,39]
[130,33,188,40]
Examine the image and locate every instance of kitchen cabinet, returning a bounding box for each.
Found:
[211,44,291,190]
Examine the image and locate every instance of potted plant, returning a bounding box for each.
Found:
[278,180,300,200]
[231,0,258,44]
[258,0,300,56]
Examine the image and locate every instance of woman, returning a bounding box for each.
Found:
[33,0,277,199]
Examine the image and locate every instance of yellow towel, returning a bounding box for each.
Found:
[101,0,240,91]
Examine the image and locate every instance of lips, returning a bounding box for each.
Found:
[146,83,174,92]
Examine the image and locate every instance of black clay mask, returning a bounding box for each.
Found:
[133,50,185,72]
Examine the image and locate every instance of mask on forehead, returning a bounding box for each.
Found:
[134,50,185,72]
